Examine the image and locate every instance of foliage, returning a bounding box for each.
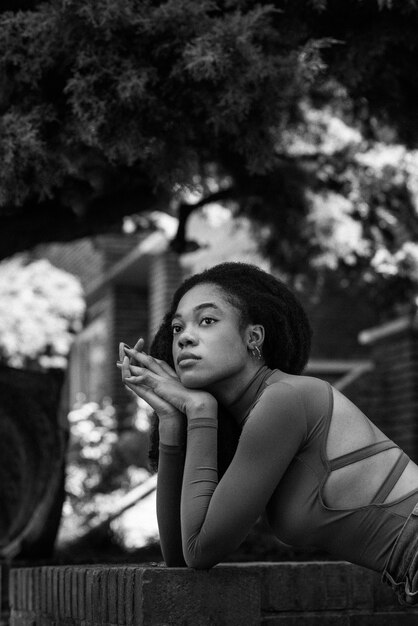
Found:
[0,257,85,368]
[1,0,418,267]
[263,96,418,303]
[0,1,316,253]
[60,397,152,548]
[174,94,418,309]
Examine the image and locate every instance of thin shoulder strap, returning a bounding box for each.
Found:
[329,440,398,471]
[372,452,410,504]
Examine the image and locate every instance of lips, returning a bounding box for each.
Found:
[177,353,201,365]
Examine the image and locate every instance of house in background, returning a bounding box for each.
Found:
[33,208,418,463]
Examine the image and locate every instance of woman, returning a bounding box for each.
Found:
[118,262,418,605]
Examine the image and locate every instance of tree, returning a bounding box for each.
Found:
[1,0,418,299]
[247,94,418,302]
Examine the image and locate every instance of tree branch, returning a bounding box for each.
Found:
[0,183,159,261]
[170,187,237,253]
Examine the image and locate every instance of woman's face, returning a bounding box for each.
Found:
[171,283,250,389]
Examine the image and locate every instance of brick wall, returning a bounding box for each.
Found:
[111,285,149,421]
[0,561,9,626]
[94,234,144,273]
[302,276,378,361]
[7,562,418,625]
[356,316,418,462]
[148,252,184,342]
[368,336,418,460]
[33,233,143,292]
[66,290,114,412]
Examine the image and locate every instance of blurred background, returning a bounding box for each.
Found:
[1,0,418,566]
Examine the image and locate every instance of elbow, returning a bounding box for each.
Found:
[183,534,222,569]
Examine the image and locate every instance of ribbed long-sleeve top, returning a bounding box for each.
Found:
[157,367,418,571]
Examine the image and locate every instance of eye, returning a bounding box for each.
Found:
[200,317,216,326]
[171,324,183,335]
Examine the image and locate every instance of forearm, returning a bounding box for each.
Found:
[156,417,187,566]
[181,403,219,568]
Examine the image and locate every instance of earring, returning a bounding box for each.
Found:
[251,345,262,360]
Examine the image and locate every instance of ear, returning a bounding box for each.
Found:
[246,324,265,351]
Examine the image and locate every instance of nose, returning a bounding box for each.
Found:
[177,328,198,349]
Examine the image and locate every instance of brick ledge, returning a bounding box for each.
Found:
[5,561,418,625]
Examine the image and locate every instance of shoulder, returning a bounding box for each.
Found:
[251,372,331,433]
[243,375,311,444]
[266,370,327,391]
[265,372,330,408]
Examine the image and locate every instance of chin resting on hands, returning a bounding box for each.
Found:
[117,339,217,419]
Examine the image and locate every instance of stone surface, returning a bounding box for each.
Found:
[138,565,261,625]
[7,561,418,625]
[253,561,373,612]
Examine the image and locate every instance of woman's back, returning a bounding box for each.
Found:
[260,369,418,571]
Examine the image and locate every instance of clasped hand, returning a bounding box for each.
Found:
[118,339,217,420]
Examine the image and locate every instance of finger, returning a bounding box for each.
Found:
[126,365,165,384]
[133,337,145,352]
[121,356,132,381]
[123,380,174,414]
[126,350,163,376]
[124,373,152,387]
[125,348,178,379]
[125,374,187,414]
[153,358,178,378]
[119,342,129,362]
[123,347,155,369]
[123,339,144,360]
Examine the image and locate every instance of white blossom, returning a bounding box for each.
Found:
[58,399,156,551]
[0,257,85,369]
[371,243,418,282]
[307,191,370,268]
[279,103,363,157]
